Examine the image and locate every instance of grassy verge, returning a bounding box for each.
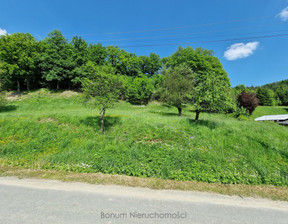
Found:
[0,89,287,197]
[0,165,287,201]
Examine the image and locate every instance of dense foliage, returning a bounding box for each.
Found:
[0,31,239,119]
[160,64,195,116]
[237,91,259,115]
[234,79,288,107]
[163,47,235,120]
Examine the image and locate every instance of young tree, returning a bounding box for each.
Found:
[193,72,235,121]
[81,62,121,132]
[237,91,259,115]
[160,64,195,116]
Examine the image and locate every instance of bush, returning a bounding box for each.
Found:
[0,83,7,107]
[125,76,153,105]
[0,94,6,107]
[237,91,259,115]
[234,106,250,118]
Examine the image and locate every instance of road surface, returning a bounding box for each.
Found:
[0,177,287,224]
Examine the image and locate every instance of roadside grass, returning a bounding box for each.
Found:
[0,165,287,201]
[0,90,287,196]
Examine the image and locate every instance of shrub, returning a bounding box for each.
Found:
[237,91,259,115]
[234,106,250,118]
[125,76,153,105]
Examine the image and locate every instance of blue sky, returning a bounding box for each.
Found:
[0,0,288,87]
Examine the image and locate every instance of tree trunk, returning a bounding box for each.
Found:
[26,80,30,91]
[100,109,106,132]
[57,81,59,90]
[195,110,200,122]
[177,107,182,116]
[17,80,20,94]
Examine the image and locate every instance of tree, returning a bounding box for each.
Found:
[125,75,154,105]
[160,64,194,116]
[81,62,121,132]
[38,30,75,89]
[163,46,234,121]
[106,46,141,77]
[87,43,107,65]
[276,85,288,106]
[0,33,38,92]
[237,91,259,115]
[139,53,161,77]
[70,36,88,86]
[233,84,253,95]
[193,72,235,121]
[256,87,275,106]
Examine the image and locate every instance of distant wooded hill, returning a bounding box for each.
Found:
[262,79,288,90]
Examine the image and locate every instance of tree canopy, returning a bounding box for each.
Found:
[81,62,121,132]
[160,64,194,116]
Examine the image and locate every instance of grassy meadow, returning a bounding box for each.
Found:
[0,89,287,186]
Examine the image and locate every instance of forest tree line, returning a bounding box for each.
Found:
[0,30,287,119]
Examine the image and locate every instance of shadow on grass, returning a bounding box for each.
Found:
[81,116,121,131]
[187,118,219,130]
[0,105,18,113]
[149,111,181,117]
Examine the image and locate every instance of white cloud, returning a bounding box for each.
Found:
[0,28,8,36]
[277,6,288,21]
[224,42,259,61]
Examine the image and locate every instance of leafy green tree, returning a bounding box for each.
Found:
[233,84,253,95]
[81,63,121,132]
[125,75,154,105]
[87,43,107,65]
[160,64,194,116]
[163,46,234,120]
[262,79,288,106]
[38,30,75,89]
[106,46,141,77]
[0,33,38,92]
[70,36,88,86]
[256,87,275,106]
[139,53,161,77]
[193,72,235,121]
[275,85,288,106]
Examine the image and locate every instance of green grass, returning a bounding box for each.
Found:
[0,90,287,186]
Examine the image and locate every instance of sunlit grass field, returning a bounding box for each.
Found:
[0,89,287,186]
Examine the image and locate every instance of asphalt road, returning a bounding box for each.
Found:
[0,177,287,224]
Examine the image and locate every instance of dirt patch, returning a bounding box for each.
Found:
[60,91,78,98]
[38,118,56,123]
[5,92,21,101]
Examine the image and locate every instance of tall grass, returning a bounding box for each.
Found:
[0,90,287,186]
